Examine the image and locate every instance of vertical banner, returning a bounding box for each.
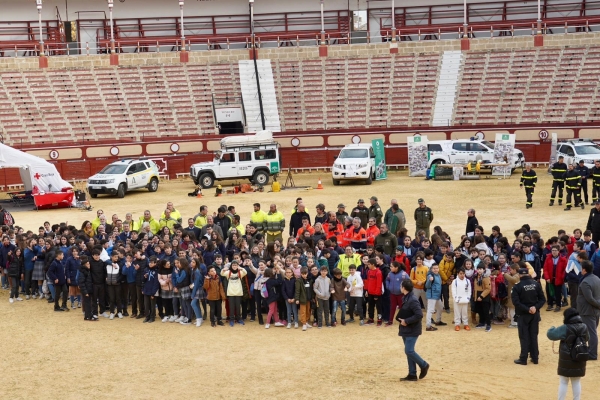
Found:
[407,135,429,177]
[548,132,558,174]
[372,139,387,180]
[492,133,516,176]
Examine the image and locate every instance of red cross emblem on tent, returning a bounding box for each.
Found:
[34,173,41,179]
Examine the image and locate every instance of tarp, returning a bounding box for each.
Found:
[0,143,72,193]
[220,130,274,149]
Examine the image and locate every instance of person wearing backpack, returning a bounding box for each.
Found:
[547,308,589,400]
[0,205,15,227]
[220,260,248,327]
[424,264,446,331]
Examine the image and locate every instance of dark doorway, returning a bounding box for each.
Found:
[219,121,245,134]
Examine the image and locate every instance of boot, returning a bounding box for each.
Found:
[549,200,554,206]
[581,203,585,209]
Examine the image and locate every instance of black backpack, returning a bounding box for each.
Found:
[568,326,590,362]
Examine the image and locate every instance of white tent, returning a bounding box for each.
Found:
[0,143,72,193]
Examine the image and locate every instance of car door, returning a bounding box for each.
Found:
[562,145,575,165]
[126,163,141,189]
[470,143,492,162]
[218,152,238,178]
[237,151,253,177]
[451,142,469,164]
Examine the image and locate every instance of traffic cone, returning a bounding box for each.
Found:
[317,177,323,189]
[196,188,203,198]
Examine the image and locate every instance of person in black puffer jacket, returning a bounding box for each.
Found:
[78,256,95,321]
[547,308,589,400]
[396,279,429,382]
[7,248,24,301]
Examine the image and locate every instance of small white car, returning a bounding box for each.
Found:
[190,131,280,189]
[556,139,600,168]
[332,144,376,185]
[427,139,525,170]
[87,159,160,198]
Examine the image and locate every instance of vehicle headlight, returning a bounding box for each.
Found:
[334,163,341,168]
[106,179,115,184]
[358,163,367,168]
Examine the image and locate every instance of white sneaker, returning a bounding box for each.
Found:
[169,316,177,322]
[16,297,23,301]
[302,324,307,331]
[101,312,110,318]
[109,313,115,320]
[77,302,81,308]
[39,293,45,300]
[196,318,203,328]
[117,312,123,319]
[286,323,291,329]
[71,304,76,309]
[274,322,285,327]
[162,316,169,323]
[25,295,30,300]
[295,322,299,329]
[175,316,184,323]
[306,323,312,328]
[265,324,270,329]
[9,298,14,303]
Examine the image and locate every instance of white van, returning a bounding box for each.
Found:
[190,131,281,189]
[427,139,525,170]
[331,143,376,185]
[87,159,160,198]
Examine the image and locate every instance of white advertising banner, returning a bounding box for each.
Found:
[492,133,516,176]
[407,135,429,177]
[548,132,558,174]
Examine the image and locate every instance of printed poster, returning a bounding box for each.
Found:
[372,138,387,180]
[492,133,515,176]
[407,135,429,177]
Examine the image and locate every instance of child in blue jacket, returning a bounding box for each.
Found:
[424,264,446,331]
[142,256,160,323]
[65,248,82,309]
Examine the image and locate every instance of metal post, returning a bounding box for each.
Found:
[391,0,396,42]
[249,0,265,131]
[179,0,185,50]
[463,0,468,38]
[320,0,325,44]
[537,0,542,34]
[108,0,115,53]
[37,0,44,56]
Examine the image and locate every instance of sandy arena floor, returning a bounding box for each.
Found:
[2,170,598,400]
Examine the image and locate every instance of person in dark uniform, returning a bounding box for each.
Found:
[512,263,546,365]
[351,199,370,229]
[550,155,567,206]
[576,160,590,205]
[591,160,600,203]
[564,163,584,211]
[586,201,600,246]
[520,163,537,209]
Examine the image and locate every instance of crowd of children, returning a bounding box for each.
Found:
[1,200,597,333]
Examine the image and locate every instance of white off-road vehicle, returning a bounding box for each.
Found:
[87,159,160,198]
[427,139,525,170]
[190,130,281,189]
[331,143,376,185]
[556,139,600,168]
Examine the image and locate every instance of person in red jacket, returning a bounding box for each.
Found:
[394,246,411,273]
[365,257,383,326]
[543,245,567,312]
[365,218,380,247]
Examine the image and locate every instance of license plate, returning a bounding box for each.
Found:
[89,186,99,189]
[346,172,356,177]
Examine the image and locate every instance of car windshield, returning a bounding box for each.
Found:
[98,164,128,174]
[338,149,368,159]
[574,145,600,155]
[481,141,494,149]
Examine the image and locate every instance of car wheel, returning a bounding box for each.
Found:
[253,170,269,185]
[117,183,126,198]
[432,159,446,165]
[90,193,98,198]
[148,177,158,192]
[332,179,340,186]
[199,173,214,189]
[365,174,372,185]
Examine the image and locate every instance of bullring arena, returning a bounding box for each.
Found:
[1,0,600,399]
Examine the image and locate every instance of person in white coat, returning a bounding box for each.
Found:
[451,268,472,330]
[346,265,364,324]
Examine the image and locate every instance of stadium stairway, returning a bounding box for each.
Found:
[432,50,463,127]
[239,60,281,133]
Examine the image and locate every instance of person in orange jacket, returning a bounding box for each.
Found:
[365,217,380,247]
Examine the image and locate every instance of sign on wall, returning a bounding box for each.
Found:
[492,133,515,176]
[407,135,429,177]
[215,107,244,123]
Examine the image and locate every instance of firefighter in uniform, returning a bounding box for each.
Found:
[549,155,567,206]
[575,159,590,205]
[520,163,537,209]
[564,163,584,211]
[591,160,600,203]
[512,265,546,365]
[265,204,285,244]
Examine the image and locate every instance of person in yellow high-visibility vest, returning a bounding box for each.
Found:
[265,204,285,244]
[137,210,160,235]
[161,202,182,224]
[250,203,268,234]
[337,246,362,278]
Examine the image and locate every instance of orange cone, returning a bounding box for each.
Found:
[196,190,203,198]
[317,177,323,189]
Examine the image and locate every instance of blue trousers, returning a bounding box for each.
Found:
[191,298,203,319]
[402,336,427,376]
[332,300,346,323]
